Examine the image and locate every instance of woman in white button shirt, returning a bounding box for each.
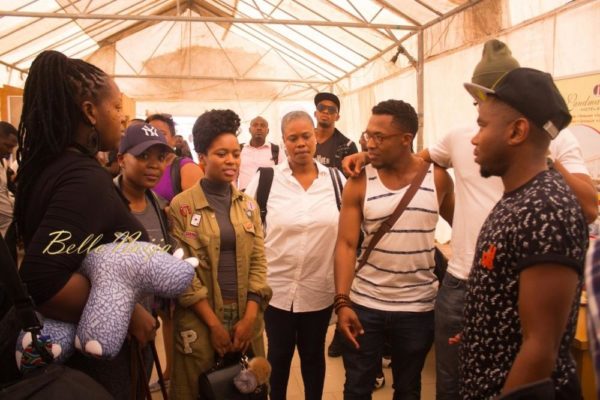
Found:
[245,110,345,400]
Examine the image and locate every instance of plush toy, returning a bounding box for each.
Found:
[234,356,272,394]
[16,242,197,369]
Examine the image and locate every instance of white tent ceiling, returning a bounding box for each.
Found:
[0,0,480,103]
[0,0,595,127]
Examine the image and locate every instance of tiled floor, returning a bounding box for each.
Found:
[151,323,436,399]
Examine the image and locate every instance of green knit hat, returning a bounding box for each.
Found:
[471,39,520,89]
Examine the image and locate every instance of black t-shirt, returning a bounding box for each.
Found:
[314,128,358,172]
[19,151,147,305]
[460,169,588,399]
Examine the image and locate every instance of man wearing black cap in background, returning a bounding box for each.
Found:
[314,92,360,361]
[314,92,358,174]
[460,68,587,399]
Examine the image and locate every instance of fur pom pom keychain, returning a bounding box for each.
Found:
[233,356,271,394]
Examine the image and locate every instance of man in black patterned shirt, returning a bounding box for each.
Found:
[460,68,588,399]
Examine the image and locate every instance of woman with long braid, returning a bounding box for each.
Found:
[15,50,157,398]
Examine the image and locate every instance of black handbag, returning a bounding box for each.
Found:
[0,234,112,400]
[197,353,268,400]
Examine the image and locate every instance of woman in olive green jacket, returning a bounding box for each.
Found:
[168,109,272,400]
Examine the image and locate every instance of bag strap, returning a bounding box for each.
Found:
[255,167,274,227]
[130,339,153,400]
[170,156,183,196]
[328,167,343,211]
[356,161,431,272]
[271,144,280,166]
[0,232,52,364]
[150,340,169,399]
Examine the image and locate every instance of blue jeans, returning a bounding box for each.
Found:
[342,303,434,400]
[434,272,466,400]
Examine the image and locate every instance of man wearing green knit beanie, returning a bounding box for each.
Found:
[341,38,597,400]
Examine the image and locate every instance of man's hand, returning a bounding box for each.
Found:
[209,323,233,357]
[336,307,364,349]
[342,152,369,178]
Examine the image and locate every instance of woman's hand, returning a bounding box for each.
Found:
[128,303,158,347]
[209,323,233,357]
[231,316,255,353]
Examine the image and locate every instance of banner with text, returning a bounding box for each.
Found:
[555,73,600,131]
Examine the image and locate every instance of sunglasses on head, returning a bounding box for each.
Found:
[316,104,338,114]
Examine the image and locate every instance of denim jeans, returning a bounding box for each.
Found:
[434,272,466,400]
[342,303,434,400]
[264,305,332,400]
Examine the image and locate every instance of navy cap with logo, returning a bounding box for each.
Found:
[314,92,340,112]
[464,67,572,139]
[119,123,174,156]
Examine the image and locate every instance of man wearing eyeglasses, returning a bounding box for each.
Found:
[334,99,454,399]
[314,92,358,174]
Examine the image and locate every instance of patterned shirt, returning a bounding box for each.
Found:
[460,169,588,399]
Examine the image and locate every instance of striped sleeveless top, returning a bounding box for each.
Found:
[350,163,439,312]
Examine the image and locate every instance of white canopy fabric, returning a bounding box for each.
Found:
[0,0,597,132]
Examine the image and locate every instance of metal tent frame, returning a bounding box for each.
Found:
[0,0,485,146]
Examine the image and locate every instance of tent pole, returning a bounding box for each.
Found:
[416,29,424,152]
[0,10,417,30]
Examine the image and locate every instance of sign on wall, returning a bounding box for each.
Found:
[555,72,600,132]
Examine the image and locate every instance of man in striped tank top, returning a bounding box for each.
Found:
[334,99,454,400]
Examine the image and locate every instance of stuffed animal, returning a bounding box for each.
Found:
[234,356,272,394]
[16,242,197,369]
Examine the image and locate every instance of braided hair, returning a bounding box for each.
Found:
[14,50,110,240]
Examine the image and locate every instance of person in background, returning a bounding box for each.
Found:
[114,123,175,391]
[238,116,285,191]
[15,50,156,398]
[585,240,600,400]
[314,91,359,360]
[174,134,193,159]
[245,110,345,400]
[168,109,272,400]
[0,121,17,237]
[146,113,203,202]
[314,92,358,175]
[460,67,587,399]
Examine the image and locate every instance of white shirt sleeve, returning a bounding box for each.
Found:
[550,128,590,175]
[428,128,458,169]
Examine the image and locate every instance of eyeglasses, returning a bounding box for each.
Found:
[362,131,405,145]
[316,104,338,114]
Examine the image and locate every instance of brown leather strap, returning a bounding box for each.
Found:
[356,161,431,273]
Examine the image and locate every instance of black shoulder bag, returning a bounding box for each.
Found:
[0,234,112,399]
[0,235,112,400]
